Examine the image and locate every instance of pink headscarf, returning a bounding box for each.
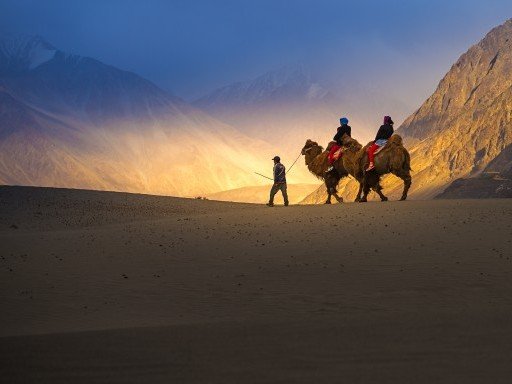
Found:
[384,116,394,125]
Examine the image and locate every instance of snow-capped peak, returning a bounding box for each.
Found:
[194,64,329,108]
[0,33,57,72]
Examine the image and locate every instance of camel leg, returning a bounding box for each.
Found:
[361,172,386,202]
[399,172,412,201]
[327,187,343,203]
[325,183,332,204]
[325,177,341,204]
[372,184,388,202]
[360,182,370,203]
[390,170,412,201]
[354,182,362,202]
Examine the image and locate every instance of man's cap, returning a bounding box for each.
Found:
[272,156,281,162]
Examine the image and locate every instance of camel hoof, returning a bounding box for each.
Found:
[381,197,388,202]
[400,197,407,201]
[324,200,331,204]
[359,198,367,203]
[335,197,344,203]
[354,197,361,203]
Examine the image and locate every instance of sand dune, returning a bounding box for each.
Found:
[1,186,512,383]
[206,183,320,204]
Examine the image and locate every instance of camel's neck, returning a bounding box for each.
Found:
[307,161,323,177]
[305,149,328,177]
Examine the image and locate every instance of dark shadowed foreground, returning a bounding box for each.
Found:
[1,186,511,383]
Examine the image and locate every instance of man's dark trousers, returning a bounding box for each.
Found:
[269,183,289,206]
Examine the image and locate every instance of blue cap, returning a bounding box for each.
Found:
[340,117,349,125]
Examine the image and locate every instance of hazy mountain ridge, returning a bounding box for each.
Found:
[0,34,281,196]
[302,19,512,203]
[195,65,332,108]
[194,65,351,183]
[194,64,415,179]
[0,33,57,74]
[1,47,184,124]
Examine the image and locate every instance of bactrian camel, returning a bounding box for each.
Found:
[341,134,412,202]
[301,139,352,204]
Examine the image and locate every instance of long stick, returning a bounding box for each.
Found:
[254,172,274,181]
[254,150,302,181]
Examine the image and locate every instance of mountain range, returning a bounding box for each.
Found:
[2,18,511,202]
[194,65,342,171]
[194,64,411,161]
[0,33,285,197]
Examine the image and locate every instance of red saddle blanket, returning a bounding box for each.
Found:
[328,142,343,164]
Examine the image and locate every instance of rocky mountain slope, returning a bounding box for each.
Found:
[0,34,281,196]
[436,144,512,198]
[397,18,512,198]
[302,18,512,203]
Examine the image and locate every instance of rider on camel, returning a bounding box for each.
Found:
[327,117,351,172]
[366,115,394,171]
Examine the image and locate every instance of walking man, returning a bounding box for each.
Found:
[267,156,289,207]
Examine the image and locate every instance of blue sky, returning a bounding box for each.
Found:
[1,0,512,107]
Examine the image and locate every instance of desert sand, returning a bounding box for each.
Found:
[1,185,512,383]
[206,183,321,204]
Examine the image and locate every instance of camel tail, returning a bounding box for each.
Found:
[390,134,412,172]
[403,149,412,172]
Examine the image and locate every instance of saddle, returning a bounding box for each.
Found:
[369,138,395,156]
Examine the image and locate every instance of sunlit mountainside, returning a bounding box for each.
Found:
[397,19,512,198]
[302,19,512,203]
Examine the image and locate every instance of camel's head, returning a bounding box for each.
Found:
[301,139,322,156]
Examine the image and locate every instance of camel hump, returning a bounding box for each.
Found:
[388,134,403,146]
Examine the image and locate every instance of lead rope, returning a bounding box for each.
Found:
[254,150,303,181]
[284,151,303,175]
